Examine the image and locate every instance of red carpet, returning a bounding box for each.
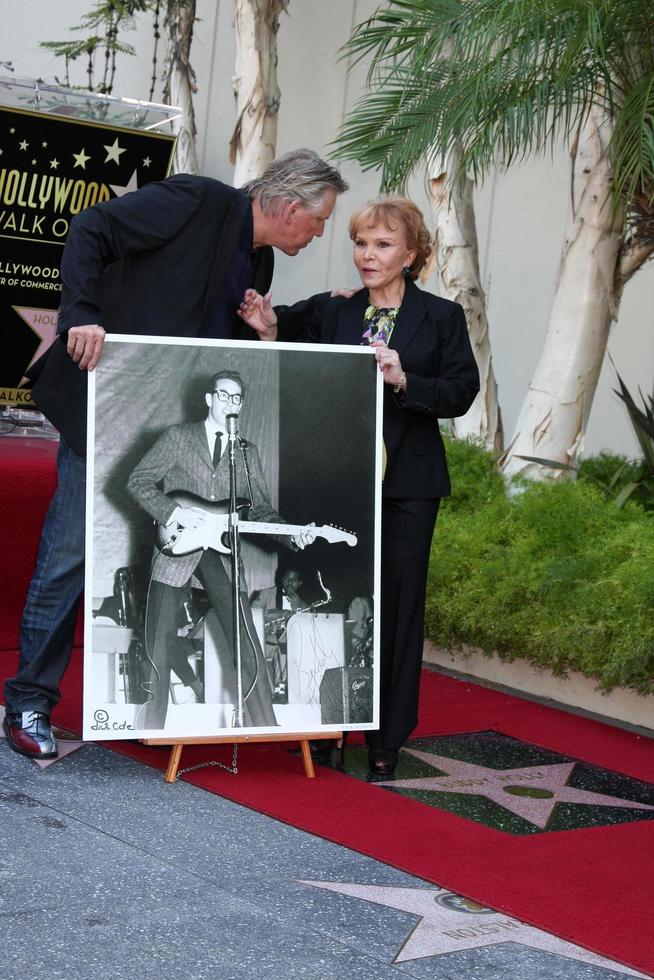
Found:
[2,646,653,977]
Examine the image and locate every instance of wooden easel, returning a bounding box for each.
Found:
[144,730,342,783]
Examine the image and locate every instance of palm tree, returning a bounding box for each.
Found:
[424,141,503,450]
[162,0,200,175]
[335,0,654,477]
[230,1,290,186]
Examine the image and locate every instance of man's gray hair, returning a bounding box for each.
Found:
[242,148,348,215]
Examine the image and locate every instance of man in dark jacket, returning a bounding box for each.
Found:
[3,148,347,760]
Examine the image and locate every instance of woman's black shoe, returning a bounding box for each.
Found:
[367,747,398,780]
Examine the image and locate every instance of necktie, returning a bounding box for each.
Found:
[212,431,223,467]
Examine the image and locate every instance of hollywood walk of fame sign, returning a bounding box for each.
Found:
[0,78,176,409]
[301,880,650,977]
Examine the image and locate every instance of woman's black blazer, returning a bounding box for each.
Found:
[284,281,480,499]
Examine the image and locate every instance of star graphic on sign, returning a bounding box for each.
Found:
[50,158,59,170]
[19,139,28,150]
[103,137,126,164]
[109,169,139,198]
[42,140,48,148]
[142,156,151,167]
[301,881,649,976]
[377,749,654,829]
[13,307,59,373]
[73,147,90,169]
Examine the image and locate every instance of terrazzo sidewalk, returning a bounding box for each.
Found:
[1,737,651,980]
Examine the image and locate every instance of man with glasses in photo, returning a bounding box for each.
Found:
[126,370,315,731]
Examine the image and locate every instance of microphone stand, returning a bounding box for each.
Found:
[226,413,245,728]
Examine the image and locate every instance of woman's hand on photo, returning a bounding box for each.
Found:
[370,340,404,387]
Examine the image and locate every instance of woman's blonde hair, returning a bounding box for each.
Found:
[348,196,432,280]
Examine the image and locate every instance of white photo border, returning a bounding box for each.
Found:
[83,334,383,741]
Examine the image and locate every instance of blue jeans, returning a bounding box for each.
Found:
[4,438,86,715]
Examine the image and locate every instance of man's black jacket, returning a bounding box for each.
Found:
[29,174,276,455]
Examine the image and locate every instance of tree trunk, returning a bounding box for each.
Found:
[230,0,288,186]
[162,0,199,176]
[425,146,503,451]
[499,107,624,480]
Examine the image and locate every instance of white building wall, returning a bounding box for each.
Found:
[3,0,653,457]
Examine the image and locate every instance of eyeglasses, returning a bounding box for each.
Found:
[213,389,242,405]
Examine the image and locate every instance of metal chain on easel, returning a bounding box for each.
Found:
[175,743,239,779]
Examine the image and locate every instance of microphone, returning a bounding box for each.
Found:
[226,413,239,442]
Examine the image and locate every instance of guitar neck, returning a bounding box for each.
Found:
[240,521,303,538]
[236,519,356,549]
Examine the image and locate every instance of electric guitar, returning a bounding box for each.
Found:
[155,492,357,556]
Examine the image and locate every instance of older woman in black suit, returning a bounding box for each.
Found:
[241,197,479,778]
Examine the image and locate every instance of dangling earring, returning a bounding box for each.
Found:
[402,265,411,277]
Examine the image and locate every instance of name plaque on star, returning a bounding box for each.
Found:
[0,99,175,406]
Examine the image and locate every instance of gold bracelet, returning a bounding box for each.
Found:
[393,371,406,394]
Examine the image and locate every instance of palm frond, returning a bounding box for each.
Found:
[611,72,654,208]
[335,0,654,211]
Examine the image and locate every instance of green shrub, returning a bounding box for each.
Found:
[578,451,654,511]
[427,439,654,693]
[441,436,505,512]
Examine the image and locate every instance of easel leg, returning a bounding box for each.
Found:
[299,739,315,779]
[143,731,342,782]
[165,743,183,783]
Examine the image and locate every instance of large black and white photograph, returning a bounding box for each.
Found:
[83,336,382,741]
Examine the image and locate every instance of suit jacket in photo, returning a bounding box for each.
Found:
[127,420,287,589]
[281,281,480,499]
[28,175,275,455]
